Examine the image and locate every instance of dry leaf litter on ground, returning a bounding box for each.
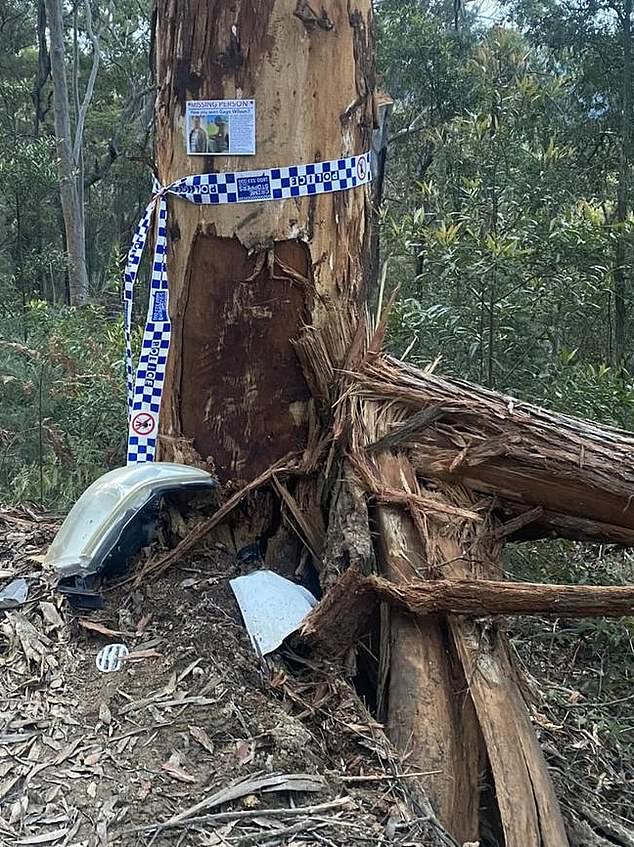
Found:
[0,506,448,847]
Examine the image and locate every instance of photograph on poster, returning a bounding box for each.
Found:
[186,100,255,156]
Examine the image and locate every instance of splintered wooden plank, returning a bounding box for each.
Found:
[374,452,482,844]
[450,615,568,847]
[353,353,634,538]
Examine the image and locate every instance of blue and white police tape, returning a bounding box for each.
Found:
[124,150,373,464]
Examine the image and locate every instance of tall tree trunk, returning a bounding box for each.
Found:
[152,1,463,837]
[155,0,374,482]
[15,192,27,341]
[32,0,51,135]
[151,4,570,845]
[45,0,89,306]
[614,0,632,367]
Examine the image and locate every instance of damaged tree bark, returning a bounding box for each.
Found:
[151,3,631,846]
[322,362,572,844]
[340,350,634,845]
[356,355,634,541]
[154,0,374,484]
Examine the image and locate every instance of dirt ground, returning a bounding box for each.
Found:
[0,506,445,847]
[2,505,633,847]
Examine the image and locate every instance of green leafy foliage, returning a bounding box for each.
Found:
[0,300,128,507]
[0,1,151,503]
[379,2,634,426]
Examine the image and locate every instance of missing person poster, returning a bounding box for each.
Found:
[186,99,256,156]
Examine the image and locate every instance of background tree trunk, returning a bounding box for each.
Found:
[45,0,90,306]
[154,0,375,485]
[32,0,50,135]
[614,0,632,367]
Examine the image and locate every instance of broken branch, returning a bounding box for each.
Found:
[301,567,634,656]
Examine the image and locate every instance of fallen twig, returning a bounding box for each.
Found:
[142,771,328,832]
[137,456,298,582]
[338,769,442,782]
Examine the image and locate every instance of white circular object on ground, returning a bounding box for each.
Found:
[96,643,129,673]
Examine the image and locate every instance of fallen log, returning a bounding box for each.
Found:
[336,382,569,844]
[352,354,634,541]
[301,568,634,655]
[380,573,634,618]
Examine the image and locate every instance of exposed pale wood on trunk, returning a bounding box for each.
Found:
[154,0,375,482]
[365,404,445,452]
[374,451,482,843]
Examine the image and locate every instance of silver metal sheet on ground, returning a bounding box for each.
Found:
[230,570,317,656]
[0,578,28,610]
